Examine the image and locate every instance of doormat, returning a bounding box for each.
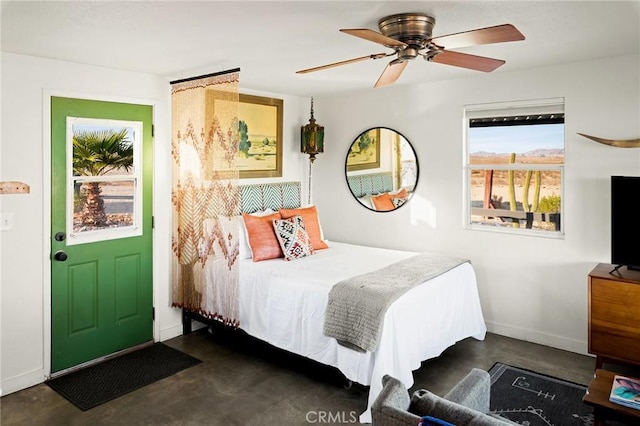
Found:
[46,343,201,410]
[489,362,593,426]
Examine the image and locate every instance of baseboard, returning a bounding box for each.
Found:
[159,323,184,341]
[158,320,207,342]
[0,367,45,397]
[2,322,204,396]
[485,320,589,356]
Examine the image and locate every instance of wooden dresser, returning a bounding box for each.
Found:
[588,263,640,368]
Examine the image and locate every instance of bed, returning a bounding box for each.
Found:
[347,171,413,211]
[182,181,487,423]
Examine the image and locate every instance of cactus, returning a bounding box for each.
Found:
[505,154,554,229]
[522,170,542,213]
[508,153,519,227]
[523,170,532,212]
[532,171,541,212]
[509,154,545,228]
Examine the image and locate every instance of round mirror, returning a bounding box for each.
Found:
[345,127,418,212]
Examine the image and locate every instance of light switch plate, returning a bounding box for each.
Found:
[1,213,14,230]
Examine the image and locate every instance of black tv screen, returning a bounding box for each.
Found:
[611,175,640,270]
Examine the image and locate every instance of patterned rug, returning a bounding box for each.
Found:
[488,363,594,426]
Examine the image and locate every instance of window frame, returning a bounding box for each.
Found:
[463,98,565,238]
[66,117,143,245]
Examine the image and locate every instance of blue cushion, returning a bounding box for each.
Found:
[420,415,455,426]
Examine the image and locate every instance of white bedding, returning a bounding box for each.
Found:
[238,241,487,423]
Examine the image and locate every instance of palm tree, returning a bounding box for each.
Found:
[73,128,134,227]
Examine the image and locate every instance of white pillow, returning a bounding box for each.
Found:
[357,195,374,210]
[240,209,274,259]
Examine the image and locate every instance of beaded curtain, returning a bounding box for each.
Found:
[170,70,241,326]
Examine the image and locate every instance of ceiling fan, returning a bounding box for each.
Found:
[296,13,525,88]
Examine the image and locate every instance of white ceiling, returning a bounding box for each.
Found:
[2,1,639,97]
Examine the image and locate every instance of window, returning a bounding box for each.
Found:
[464,99,564,236]
[66,117,143,245]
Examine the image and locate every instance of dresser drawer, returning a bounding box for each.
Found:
[588,275,640,365]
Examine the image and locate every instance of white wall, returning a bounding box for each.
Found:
[313,54,640,355]
[0,52,172,395]
[2,49,638,397]
[0,52,307,395]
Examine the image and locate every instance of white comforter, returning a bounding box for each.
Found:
[238,242,487,423]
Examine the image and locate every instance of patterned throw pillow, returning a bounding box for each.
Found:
[272,215,314,261]
[392,197,407,208]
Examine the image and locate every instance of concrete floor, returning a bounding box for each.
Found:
[0,330,629,425]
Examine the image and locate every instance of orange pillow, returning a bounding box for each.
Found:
[371,193,395,211]
[392,188,408,199]
[242,211,283,262]
[279,206,329,250]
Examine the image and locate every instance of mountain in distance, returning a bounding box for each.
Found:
[471,148,564,157]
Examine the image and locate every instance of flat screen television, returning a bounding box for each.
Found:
[611,175,640,271]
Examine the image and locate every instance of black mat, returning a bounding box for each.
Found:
[47,343,201,410]
[489,362,593,426]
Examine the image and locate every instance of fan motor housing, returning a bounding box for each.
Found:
[378,13,436,46]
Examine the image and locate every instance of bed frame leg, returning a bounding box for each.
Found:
[182,308,193,335]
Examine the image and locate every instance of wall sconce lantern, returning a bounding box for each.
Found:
[301,97,324,204]
[300,97,324,163]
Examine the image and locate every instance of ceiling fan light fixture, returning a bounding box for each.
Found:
[397,46,420,61]
[378,13,436,42]
[296,13,524,88]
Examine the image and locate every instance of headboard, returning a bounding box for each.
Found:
[240,181,301,213]
[347,172,393,198]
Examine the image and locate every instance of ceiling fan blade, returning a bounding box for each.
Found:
[296,53,387,74]
[429,24,525,50]
[374,60,408,88]
[429,50,505,72]
[340,29,407,48]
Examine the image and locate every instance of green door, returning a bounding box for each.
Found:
[51,97,153,373]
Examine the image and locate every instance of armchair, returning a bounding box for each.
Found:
[371,369,516,426]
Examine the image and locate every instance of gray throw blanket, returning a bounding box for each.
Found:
[323,253,468,352]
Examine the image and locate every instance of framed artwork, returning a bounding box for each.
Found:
[238,94,283,178]
[347,128,381,171]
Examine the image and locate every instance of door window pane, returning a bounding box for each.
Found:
[67,117,142,244]
[73,179,136,233]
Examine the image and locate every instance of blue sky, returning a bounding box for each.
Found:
[469,123,564,154]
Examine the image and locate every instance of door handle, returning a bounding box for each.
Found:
[53,250,68,262]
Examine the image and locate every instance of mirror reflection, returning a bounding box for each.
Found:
[345,127,418,212]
